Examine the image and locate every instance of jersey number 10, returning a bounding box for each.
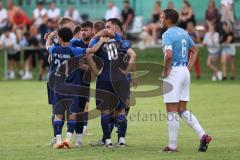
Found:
[105,43,118,60]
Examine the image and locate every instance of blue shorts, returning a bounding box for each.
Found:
[47,83,54,105]
[96,80,130,111]
[53,92,80,114]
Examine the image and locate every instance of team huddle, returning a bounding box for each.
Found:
[46,9,212,152]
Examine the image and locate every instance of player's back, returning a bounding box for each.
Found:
[162,26,195,65]
[90,37,129,81]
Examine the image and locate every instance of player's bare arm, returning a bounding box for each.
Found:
[188,45,198,70]
[162,48,172,78]
[86,37,109,54]
[92,29,115,39]
[119,48,137,75]
[86,54,103,76]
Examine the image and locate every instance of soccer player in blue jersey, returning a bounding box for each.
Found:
[70,21,94,147]
[88,20,136,148]
[161,9,212,152]
[46,27,108,149]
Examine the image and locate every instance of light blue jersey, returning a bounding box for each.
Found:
[162,26,195,66]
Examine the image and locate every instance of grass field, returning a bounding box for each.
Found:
[0,48,240,160]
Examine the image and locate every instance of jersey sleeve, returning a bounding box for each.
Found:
[70,39,80,47]
[48,45,56,54]
[115,33,123,42]
[162,33,173,52]
[88,38,99,48]
[71,47,86,56]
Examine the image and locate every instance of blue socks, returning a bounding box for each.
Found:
[54,120,64,135]
[101,114,113,139]
[67,120,76,134]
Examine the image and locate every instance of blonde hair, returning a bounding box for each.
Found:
[58,17,74,28]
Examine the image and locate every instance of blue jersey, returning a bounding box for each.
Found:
[70,38,91,102]
[89,33,130,81]
[70,38,89,48]
[48,45,86,85]
[162,26,195,65]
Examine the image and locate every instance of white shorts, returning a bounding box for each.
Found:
[222,45,236,56]
[163,66,190,103]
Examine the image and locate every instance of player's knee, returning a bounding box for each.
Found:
[116,114,127,124]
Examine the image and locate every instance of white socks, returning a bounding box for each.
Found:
[119,137,125,144]
[167,112,179,149]
[106,139,112,145]
[76,134,83,143]
[66,132,73,142]
[180,110,205,139]
[56,134,62,143]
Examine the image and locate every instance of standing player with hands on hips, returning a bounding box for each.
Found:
[161,9,212,153]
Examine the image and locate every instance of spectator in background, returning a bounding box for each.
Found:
[145,1,162,45]
[220,0,234,24]
[178,0,196,29]
[121,0,135,32]
[186,22,201,79]
[32,1,48,27]
[0,26,20,79]
[104,2,121,20]
[7,0,18,24]
[167,1,175,9]
[220,20,236,80]
[22,25,40,80]
[0,1,8,34]
[203,23,222,81]
[47,2,61,21]
[205,0,219,26]
[12,7,31,30]
[64,6,82,23]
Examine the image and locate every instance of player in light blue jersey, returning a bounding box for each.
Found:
[161,9,212,152]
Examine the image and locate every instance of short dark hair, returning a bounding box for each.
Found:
[57,27,73,42]
[93,20,105,33]
[163,9,179,25]
[107,18,123,31]
[81,21,93,29]
[73,25,81,35]
[124,0,129,4]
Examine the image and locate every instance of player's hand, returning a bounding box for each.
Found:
[100,37,109,43]
[84,102,89,112]
[131,78,139,89]
[119,67,128,75]
[161,68,171,78]
[44,32,51,40]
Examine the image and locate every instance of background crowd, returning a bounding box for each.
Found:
[0,0,237,81]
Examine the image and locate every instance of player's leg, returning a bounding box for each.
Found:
[163,103,179,152]
[178,101,212,152]
[63,98,79,149]
[116,107,127,147]
[74,99,86,147]
[162,67,182,152]
[101,109,114,148]
[178,67,212,152]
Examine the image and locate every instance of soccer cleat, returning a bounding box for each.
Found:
[49,137,57,147]
[75,141,83,148]
[199,134,212,152]
[103,143,113,149]
[116,143,126,147]
[162,146,178,153]
[63,140,73,149]
[89,139,105,146]
[53,142,64,149]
